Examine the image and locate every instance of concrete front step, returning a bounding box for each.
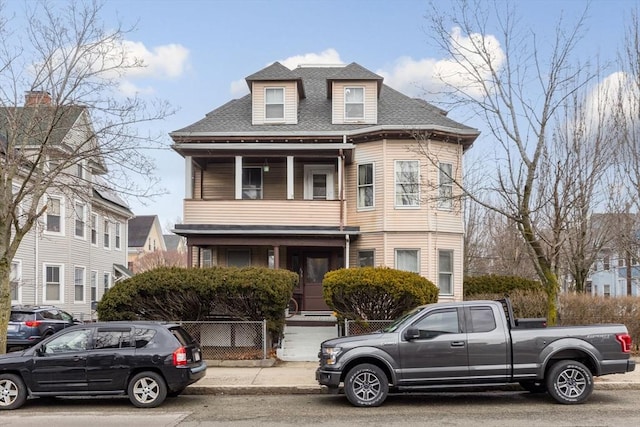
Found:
[277,325,339,362]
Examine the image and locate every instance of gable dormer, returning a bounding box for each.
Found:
[245,62,305,125]
[327,63,383,125]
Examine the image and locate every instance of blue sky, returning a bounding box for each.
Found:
[21,0,640,230]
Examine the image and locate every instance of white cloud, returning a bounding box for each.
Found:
[378,27,505,99]
[229,48,344,97]
[122,41,190,79]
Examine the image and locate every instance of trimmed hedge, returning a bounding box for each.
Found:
[97,266,298,340]
[323,267,439,321]
[464,274,543,297]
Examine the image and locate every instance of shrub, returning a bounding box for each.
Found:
[323,267,439,321]
[464,274,543,297]
[465,289,548,318]
[97,266,298,341]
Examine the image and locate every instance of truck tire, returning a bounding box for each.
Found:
[344,363,388,407]
[546,360,593,404]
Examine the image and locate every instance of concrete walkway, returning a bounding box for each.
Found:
[186,358,640,395]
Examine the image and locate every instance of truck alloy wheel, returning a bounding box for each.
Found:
[344,363,389,407]
[546,360,593,404]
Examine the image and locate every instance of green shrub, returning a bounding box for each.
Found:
[97,266,298,341]
[464,274,543,297]
[323,267,439,321]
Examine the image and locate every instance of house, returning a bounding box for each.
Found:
[127,215,167,272]
[164,233,187,254]
[170,62,479,311]
[6,91,133,320]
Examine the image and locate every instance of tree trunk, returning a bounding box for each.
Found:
[0,258,11,354]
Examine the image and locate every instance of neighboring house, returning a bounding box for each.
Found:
[164,234,187,254]
[6,91,133,320]
[170,62,479,311]
[127,215,167,272]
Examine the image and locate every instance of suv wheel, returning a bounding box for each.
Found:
[128,371,167,408]
[0,374,28,410]
[344,363,388,407]
[546,360,593,404]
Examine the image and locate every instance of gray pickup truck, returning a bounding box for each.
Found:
[316,299,635,407]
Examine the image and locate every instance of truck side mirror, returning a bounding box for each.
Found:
[404,328,420,341]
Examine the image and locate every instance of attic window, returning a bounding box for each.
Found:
[345,87,364,120]
[265,87,284,120]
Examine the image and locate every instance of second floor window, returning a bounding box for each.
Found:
[344,87,364,120]
[46,197,62,232]
[115,223,121,249]
[395,160,419,207]
[357,163,374,208]
[438,163,453,210]
[265,87,284,120]
[242,167,263,199]
[91,214,98,245]
[75,202,85,238]
[103,220,110,248]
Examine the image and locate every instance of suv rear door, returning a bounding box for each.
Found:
[169,326,202,364]
[87,326,136,392]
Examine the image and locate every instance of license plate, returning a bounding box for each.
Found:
[194,351,201,362]
[7,324,18,332]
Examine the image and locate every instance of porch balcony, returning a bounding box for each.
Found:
[183,199,342,226]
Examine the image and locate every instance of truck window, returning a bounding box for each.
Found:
[412,308,460,335]
[469,307,496,333]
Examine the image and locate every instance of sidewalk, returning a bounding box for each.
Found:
[185,358,640,395]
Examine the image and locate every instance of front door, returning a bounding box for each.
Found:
[302,252,332,311]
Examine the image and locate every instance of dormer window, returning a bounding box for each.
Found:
[344,87,364,120]
[265,87,284,121]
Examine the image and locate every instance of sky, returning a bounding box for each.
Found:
[10,0,639,231]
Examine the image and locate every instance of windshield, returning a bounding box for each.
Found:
[382,306,427,333]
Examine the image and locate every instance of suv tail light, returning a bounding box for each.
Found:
[25,321,42,327]
[173,347,187,366]
[616,333,632,353]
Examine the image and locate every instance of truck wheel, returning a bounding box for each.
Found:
[344,363,388,407]
[0,374,28,410]
[519,380,547,393]
[546,360,593,404]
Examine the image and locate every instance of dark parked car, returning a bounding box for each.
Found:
[7,305,81,350]
[0,321,207,410]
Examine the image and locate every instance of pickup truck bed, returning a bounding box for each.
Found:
[317,299,635,407]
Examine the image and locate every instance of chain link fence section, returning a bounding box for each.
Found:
[344,319,394,336]
[178,320,268,360]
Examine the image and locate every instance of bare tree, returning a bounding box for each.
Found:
[0,1,173,353]
[419,0,599,323]
[132,250,187,274]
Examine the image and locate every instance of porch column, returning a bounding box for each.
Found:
[235,156,243,199]
[287,156,294,199]
[187,244,193,268]
[185,156,193,199]
[274,245,280,268]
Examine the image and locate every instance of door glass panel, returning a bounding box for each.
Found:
[306,257,329,283]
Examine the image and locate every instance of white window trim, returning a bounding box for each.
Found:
[438,249,454,296]
[394,160,420,208]
[344,86,365,121]
[438,162,454,211]
[90,213,99,246]
[357,162,375,210]
[395,248,420,274]
[303,164,335,200]
[114,222,122,250]
[74,265,86,303]
[43,263,64,304]
[44,195,65,235]
[74,200,86,240]
[264,87,285,122]
[10,259,22,304]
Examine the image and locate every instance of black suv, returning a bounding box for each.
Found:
[0,321,206,409]
[7,306,80,350]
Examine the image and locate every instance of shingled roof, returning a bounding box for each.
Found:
[128,215,157,248]
[170,63,478,139]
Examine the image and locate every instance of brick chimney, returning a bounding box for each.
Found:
[24,91,52,106]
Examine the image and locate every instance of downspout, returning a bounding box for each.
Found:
[340,135,347,232]
[35,225,39,304]
[345,234,350,268]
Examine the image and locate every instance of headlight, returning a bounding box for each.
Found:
[322,346,342,365]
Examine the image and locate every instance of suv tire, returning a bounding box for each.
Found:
[0,374,28,410]
[546,360,593,404]
[128,371,167,408]
[344,363,388,407]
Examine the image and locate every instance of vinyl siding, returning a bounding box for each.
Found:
[331,81,378,124]
[251,81,298,125]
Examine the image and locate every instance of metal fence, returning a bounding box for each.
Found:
[178,320,268,360]
[344,319,394,336]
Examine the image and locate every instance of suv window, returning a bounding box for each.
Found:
[170,326,196,346]
[133,327,157,349]
[95,328,133,349]
[42,309,62,320]
[10,312,33,322]
[44,329,92,354]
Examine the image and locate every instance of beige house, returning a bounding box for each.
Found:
[170,62,479,311]
[127,215,167,272]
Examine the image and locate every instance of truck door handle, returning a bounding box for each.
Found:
[450,341,465,347]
